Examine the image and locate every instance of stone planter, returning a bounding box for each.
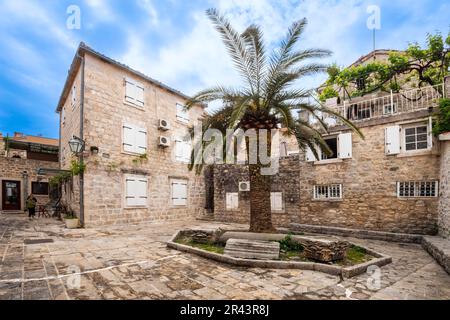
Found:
[65,218,79,229]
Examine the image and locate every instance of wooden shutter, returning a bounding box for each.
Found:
[125,78,136,104]
[305,146,317,162]
[428,117,433,149]
[135,82,145,107]
[175,139,184,162]
[123,123,135,153]
[338,133,352,159]
[172,180,188,206]
[176,103,189,123]
[125,178,137,206]
[385,125,400,155]
[271,192,283,211]
[135,179,148,206]
[135,127,147,154]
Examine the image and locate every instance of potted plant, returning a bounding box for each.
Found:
[64,210,79,229]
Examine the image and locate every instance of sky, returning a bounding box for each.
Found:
[0,0,449,139]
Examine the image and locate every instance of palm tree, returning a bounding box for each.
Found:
[187,9,362,233]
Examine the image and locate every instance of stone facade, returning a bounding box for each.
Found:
[58,45,207,227]
[213,111,442,235]
[0,155,59,212]
[438,135,450,238]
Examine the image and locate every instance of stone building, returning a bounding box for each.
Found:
[212,71,450,235]
[56,43,207,227]
[0,132,59,213]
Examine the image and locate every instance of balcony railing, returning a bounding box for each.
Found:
[322,83,445,126]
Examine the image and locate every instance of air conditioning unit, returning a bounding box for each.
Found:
[158,136,170,148]
[158,119,170,131]
[239,181,251,192]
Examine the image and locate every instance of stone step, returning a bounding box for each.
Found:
[224,238,280,260]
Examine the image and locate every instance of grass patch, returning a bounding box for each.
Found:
[335,246,373,266]
[175,236,225,254]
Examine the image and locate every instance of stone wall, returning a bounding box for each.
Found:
[438,136,450,238]
[59,52,207,226]
[213,118,441,235]
[0,156,59,211]
[213,157,300,228]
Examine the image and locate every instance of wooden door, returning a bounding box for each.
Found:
[2,180,21,211]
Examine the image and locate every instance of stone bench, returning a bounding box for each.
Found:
[224,239,280,260]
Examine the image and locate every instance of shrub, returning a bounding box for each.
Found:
[433,98,450,136]
[279,234,303,252]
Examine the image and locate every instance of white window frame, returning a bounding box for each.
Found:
[313,184,343,200]
[397,181,439,198]
[226,192,239,210]
[402,122,431,153]
[124,175,148,208]
[122,123,148,155]
[270,192,284,212]
[383,103,397,115]
[306,133,352,162]
[176,103,190,124]
[171,179,188,207]
[125,77,145,108]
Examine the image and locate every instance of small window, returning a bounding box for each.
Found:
[313,184,342,200]
[125,176,148,207]
[398,181,438,198]
[171,179,188,206]
[270,192,283,211]
[125,78,145,108]
[122,123,147,155]
[404,124,429,151]
[32,182,49,195]
[356,77,366,91]
[175,138,192,163]
[226,193,239,210]
[321,137,338,160]
[176,103,190,123]
[71,85,77,108]
[383,103,397,115]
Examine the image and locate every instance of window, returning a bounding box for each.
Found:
[171,179,188,206]
[356,77,366,91]
[176,103,190,123]
[175,138,192,163]
[321,137,338,160]
[305,133,352,162]
[313,184,342,200]
[71,85,77,108]
[125,176,148,207]
[122,123,147,154]
[125,78,145,108]
[226,193,239,210]
[397,181,438,198]
[32,182,49,195]
[270,192,283,211]
[383,103,397,115]
[404,124,429,151]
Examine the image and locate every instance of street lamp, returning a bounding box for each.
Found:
[68,136,85,155]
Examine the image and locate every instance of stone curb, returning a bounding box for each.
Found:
[167,230,392,279]
[421,236,450,275]
[290,223,424,244]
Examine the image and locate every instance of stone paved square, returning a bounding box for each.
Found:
[0,214,449,300]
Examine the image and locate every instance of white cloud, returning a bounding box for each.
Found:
[136,0,159,26]
[84,0,116,22]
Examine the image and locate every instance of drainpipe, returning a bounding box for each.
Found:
[77,53,86,227]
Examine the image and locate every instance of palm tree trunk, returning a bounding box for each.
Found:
[247,129,276,233]
[248,164,275,233]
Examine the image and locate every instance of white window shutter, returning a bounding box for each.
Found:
[183,141,192,162]
[305,146,317,162]
[135,127,147,154]
[385,125,401,155]
[123,124,135,153]
[428,117,433,149]
[135,179,148,206]
[175,140,184,162]
[172,180,187,206]
[135,83,145,107]
[271,192,283,211]
[125,178,137,206]
[176,103,189,123]
[226,193,238,210]
[125,78,136,104]
[338,133,352,159]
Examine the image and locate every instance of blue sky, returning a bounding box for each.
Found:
[0,0,449,139]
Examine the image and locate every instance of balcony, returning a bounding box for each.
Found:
[320,82,447,127]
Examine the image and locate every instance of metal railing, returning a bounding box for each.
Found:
[324,83,445,126]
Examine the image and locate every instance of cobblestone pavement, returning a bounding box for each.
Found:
[0,214,449,300]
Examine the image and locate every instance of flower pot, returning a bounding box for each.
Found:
[65,218,79,229]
